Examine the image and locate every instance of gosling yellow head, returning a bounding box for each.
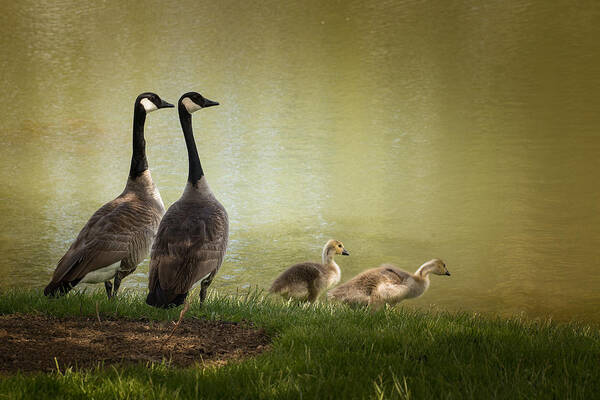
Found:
[426,259,451,276]
[325,239,350,256]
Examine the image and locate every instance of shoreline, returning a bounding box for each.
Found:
[0,289,598,398]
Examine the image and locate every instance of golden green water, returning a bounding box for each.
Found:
[1,0,599,322]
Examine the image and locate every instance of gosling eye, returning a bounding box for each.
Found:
[338,244,342,248]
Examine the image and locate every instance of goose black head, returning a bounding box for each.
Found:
[179,92,219,114]
[136,92,174,113]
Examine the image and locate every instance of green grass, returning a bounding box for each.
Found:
[0,289,598,399]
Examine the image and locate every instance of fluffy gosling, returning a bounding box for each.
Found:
[269,239,349,302]
[328,259,450,309]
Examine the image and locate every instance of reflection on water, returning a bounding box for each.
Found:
[0,0,599,322]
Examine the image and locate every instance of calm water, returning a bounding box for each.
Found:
[1,0,599,322]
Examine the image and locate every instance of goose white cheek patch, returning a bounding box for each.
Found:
[182,97,202,113]
[140,98,158,113]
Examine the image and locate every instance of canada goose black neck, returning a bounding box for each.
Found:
[129,101,149,179]
[178,101,204,184]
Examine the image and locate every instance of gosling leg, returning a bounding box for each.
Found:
[368,293,385,311]
[307,281,320,303]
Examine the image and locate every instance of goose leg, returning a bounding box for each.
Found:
[112,261,133,298]
[199,271,216,303]
[199,283,210,302]
[104,281,113,298]
[112,275,123,297]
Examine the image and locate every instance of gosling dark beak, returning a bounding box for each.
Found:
[159,100,174,109]
[203,98,220,108]
[445,271,451,276]
[342,249,350,256]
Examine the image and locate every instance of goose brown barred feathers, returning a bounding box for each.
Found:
[44,93,173,298]
[146,92,228,308]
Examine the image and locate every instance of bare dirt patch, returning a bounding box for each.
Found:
[0,314,270,373]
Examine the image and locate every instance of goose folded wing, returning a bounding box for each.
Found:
[51,200,153,283]
[151,203,228,294]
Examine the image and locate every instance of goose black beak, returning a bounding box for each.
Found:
[204,98,220,108]
[342,249,350,256]
[159,100,174,109]
[445,271,451,276]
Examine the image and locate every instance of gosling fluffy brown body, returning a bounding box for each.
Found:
[328,259,450,309]
[270,239,349,302]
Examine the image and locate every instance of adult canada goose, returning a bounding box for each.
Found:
[146,92,228,308]
[44,93,173,298]
[269,239,350,302]
[328,259,450,309]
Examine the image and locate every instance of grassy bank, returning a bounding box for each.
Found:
[0,289,598,399]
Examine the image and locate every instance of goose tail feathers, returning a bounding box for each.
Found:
[44,279,80,298]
